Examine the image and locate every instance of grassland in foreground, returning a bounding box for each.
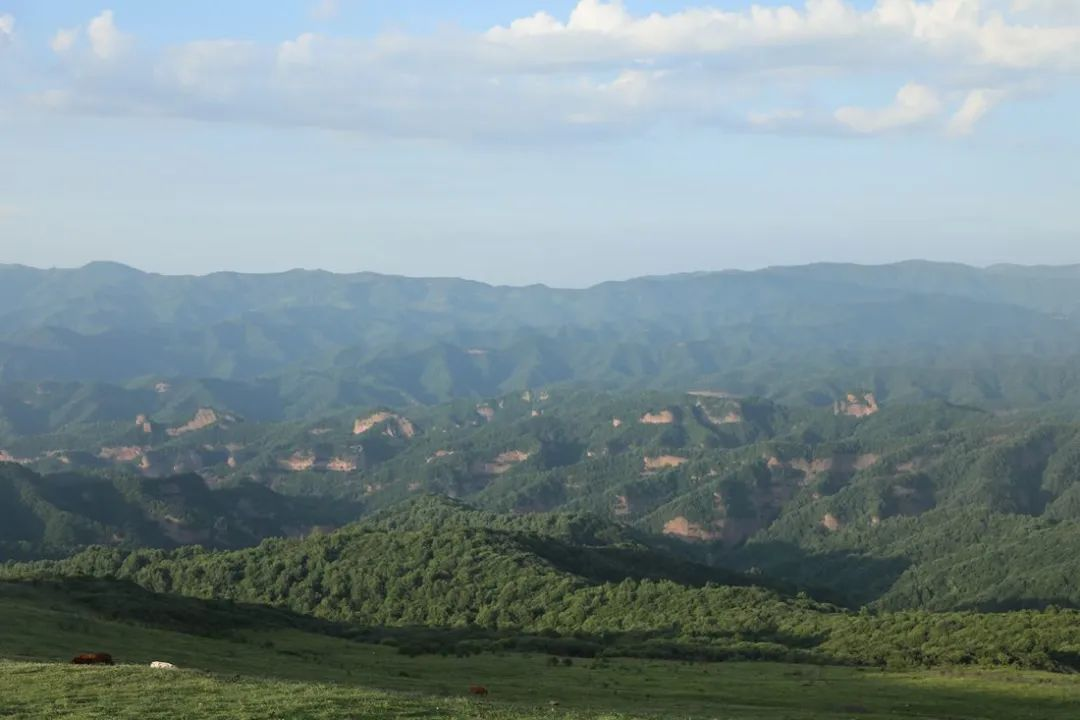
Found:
[3,581,1080,719]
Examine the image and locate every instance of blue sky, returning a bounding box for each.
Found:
[0,1,1078,286]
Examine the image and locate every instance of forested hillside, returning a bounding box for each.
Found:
[0,464,359,561]
[7,387,1080,612]
[3,262,1080,418]
[10,496,1080,672]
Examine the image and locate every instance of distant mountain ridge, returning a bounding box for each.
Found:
[3,260,1080,417]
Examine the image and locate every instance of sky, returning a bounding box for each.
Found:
[0,0,1078,286]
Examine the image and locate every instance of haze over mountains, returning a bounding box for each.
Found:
[3,260,1080,430]
[6,260,1080,618]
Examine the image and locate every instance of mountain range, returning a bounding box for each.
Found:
[3,261,1080,422]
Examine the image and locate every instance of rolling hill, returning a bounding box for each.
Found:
[3,262,1080,419]
[0,463,361,561]
[6,388,1080,613]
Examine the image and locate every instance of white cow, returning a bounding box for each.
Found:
[150,661,178,670]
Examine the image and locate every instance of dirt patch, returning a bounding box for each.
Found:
[640,410,676,425]
[790,458,835,477]
[167,408,220,437]
[687,390,737,399]
[427,450,455,464]
[99,446,145,462]
[821,513,842,532]
[663,516,720,542]
[611,418,623,428]
[0,450,28,464]
[327,457,357,473]
[853,454,880,471]
[476,405,496,422]
[353,412,416,439]
[280,452,316,472]
[696,400,744,426]
[644,455,688,471]
[476,450,531,475]
[834,393,880,418]
[895,457,924,473]
[788,453,879,480]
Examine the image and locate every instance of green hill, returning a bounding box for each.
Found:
[9,498,1080,674]
[0,464,361,561]
[4,262,1080,419]
[6,579,1080,720]
[9,387,1080,613]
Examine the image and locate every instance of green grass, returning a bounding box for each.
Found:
[4,581,1080,719]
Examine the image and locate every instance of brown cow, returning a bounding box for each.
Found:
[468,685,489,697]
[72,653,114,665]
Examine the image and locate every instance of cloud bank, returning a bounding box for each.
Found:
[3,2,1079,141]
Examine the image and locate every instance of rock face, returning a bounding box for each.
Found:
[821,513,842,532]
[476,405,496,422]
[835,393,880,418]
[640,410,676,425]
[167,408,220,437]
[427,450,455,464]
[0,450,24,464]
[280,452,316,472]
[352,412,416,438]
[643,455,688,471]
[698,402,743,426]
[99,446,145,462]
[476,450,531,475]
[326,457,358,472]
[663,516,720,542]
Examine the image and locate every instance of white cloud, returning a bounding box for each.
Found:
[312,0,340,21]
[835,83,943,134]
[160,40,259,98]
[9,2,1080,141]
[947,88,1005,135]
[0,13,14,44]
[51,28,80,55]
[1011,0,1080,22]
[278,33,318,67]
[87,10,132,60]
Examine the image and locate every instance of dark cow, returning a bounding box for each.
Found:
[72,653,114,665]
[468,685,489,697]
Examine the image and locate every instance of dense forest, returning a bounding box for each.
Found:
[8,497,1080,672]
[7,387,1080,612]
[4,261,1080,419]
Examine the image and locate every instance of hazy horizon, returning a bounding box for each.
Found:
[2,1,1078,286]
[5,256,1080,290]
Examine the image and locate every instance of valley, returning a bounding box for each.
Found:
[6,262,1080,718]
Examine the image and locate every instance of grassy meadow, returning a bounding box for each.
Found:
[3,581,1080,719]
